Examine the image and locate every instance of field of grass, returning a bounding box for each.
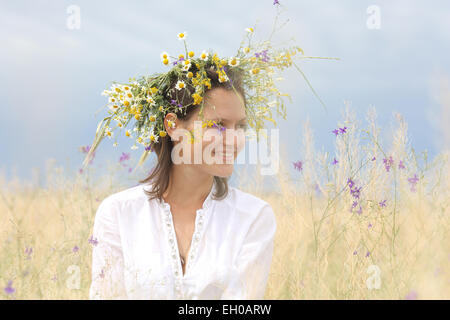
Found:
[1,105,448,299]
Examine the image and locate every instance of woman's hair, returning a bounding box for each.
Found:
[139,66,246,202]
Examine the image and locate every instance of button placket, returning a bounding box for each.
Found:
[158,184,215,299]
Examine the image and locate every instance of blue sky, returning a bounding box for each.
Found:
[1,0,449,186]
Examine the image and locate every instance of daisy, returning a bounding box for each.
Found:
[131,144,138,150]
[200,51,209,61]
[150,133,159,143]
[167,120,176,129]
[146,96,156,106]
[245,27,254,33]
[228,57,240,67]
[104,127,113,139]
[182,60,191,71]
[242,47,250,54]
[113,142,118,147]
[108,96,117,104]
[101,89,111,96]
[160,51,170,61]
[125,129,133,138]
[122,85,131,92]
[175,80,186,90]
[177,31,188,41]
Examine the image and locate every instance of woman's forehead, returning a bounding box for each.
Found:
[202,89,246,120]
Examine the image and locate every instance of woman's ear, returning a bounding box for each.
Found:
[164,113,178,140]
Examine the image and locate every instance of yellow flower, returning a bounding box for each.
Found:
[177,32,187,41]
[134,114,141,120]
[187,72,194,78]
[192,93,203,105]
[159,131,167,137]
[245,27,254,33]
[243,47,250,54]
[251,68,260,75]
[149,115,156,122]
[150,87,158,95]
[162,58,169,65]
[159,105,164,112]
[125,130,132,138]
[188,51,194,58]
[179,54,185,60]
[123,100,131,107]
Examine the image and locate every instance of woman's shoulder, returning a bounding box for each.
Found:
[100,184,149,208]
[227,186,274,217]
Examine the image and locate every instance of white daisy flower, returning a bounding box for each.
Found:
[199,50,209,61]
[177,31,188,41]
[122,85,131,92]
[113,141,118,147]
[149,133,159,143]
[131,144,138,150]
[160,51,170,61]
[101,89,111,96]
[125,129,133,138]
[175,80,186,90]
[182,60,191,71]
[104,127,113,139]
[146,96,156,106]
[228,57,240,67]
[245,27,254,33]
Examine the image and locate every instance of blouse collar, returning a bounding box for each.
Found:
[156,181,217,213]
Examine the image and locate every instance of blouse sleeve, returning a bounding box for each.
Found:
[221,203,277,300]
[89,197,128,299]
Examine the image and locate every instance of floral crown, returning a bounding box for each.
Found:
[82,6,334,172]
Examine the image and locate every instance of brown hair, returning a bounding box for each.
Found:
[139,65,246,203]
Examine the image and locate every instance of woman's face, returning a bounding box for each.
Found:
[167,87,247,178]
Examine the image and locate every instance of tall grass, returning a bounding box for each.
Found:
[1,104,448,299]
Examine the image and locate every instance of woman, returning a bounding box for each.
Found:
[88,66,277,300]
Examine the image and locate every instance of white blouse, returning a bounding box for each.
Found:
[89,182,277,300]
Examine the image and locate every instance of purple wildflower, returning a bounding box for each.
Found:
[254,49,270,62]
[371,156,376,161]
[4,281,15,295]
[405,290,418,300]
[99,269,105,278]
[383,156,394,172]
[72,246,79,253]
[368,222,372,229]
[347,178,355,189]
[350,186,362,199]
[352,201,358,208]
[379,199,387,208]
[177,103,183,108]
[407,174,419,192]
[332,129,339,136]
[25,247,33,260]
[332,158,338,165]
[339,126,347,134]
[273,0,280,5]
[356,206,362,215]
[365,251,370,258]
[88,235,98,246]
[293,161,303,171]
[353,250,358,255]
[119,152,130,163]
[398,160,405,169]
[170,99,177,105]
